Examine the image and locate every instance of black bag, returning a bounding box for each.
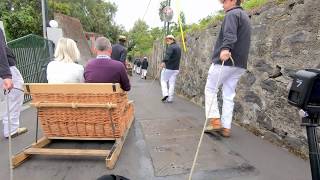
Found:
[97,174,130,180]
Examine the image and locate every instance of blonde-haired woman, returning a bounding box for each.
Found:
[47,38,84,83]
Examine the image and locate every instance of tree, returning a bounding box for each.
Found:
[48,0,122,43]
[170,11,186,37]
[0,0,123,42]
[150,27,164,41]
[179,11,186,26]
[0,0,42,40]
[48,1,72,16]
[127,19,168,59]
[0,1,10,17]
[127,19,154,58]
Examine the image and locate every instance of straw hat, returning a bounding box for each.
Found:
[119,35,126,41]
[165,35,175,41]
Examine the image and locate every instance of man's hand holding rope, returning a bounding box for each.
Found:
[220,49,231,62]
[160,62,166,69]
[3,78,13,90]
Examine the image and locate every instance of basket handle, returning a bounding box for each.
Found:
[31,102,117,109]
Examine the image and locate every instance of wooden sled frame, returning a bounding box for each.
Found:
[12,83,135,169]
[12,114,134,169]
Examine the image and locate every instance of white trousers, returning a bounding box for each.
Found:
[160,68,179,101]
[0,66,24,137]
[141,69,147,78]
[205,64,245,129]
[133,65,137,71]
[136,67,141,74]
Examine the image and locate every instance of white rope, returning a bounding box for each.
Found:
[150,66,163,86]
[188,60,225,180]
[230,56,235,67]
[5,90,14,180]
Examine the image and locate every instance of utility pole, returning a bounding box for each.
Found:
[166,0,171,36]
[162,0,172,37]
[41,0,47,38]
[160,0,172,63]
[162,0,170,60]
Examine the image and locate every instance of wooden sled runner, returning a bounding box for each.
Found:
[12,83,134,169]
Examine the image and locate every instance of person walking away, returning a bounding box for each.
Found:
[133,58,138,72]
[204,0,251,137]
[160,35,181,103]
[141,57,149,79]
[46,38,84,83]
[111,35,127,66]
[136,58,142,75]
[0,28,27,138]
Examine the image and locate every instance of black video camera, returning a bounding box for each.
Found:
[288,69,320,113]
[288,69,320,180]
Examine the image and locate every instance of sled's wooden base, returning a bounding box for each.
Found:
[12,116,134,169]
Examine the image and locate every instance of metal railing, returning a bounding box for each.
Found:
[7,34,54,102]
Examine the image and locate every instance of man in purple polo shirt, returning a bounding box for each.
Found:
[84,37,131,91]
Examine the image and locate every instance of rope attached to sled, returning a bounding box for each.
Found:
[188,60,225,180]
[5,90,13,180]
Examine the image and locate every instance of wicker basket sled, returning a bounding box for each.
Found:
[12,83,134,169]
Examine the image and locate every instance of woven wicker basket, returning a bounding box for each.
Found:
[25,83,134,138]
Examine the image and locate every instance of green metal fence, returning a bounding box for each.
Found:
[7,34,54,102]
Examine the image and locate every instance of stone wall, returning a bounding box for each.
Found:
[149,0,320,157]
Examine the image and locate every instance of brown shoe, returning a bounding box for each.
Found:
[205,118,222,132]
[6,127,28,138]
[210,118,222,129]
[220,128,231,137]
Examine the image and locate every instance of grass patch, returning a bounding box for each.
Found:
[184,12,225,33]
[178,0,269,35]
[242,0,268,10]
[198,12,225,29]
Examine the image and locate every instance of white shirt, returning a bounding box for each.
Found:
[96,55,111,59]
[46,60,84,83]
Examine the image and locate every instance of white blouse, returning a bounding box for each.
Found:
[46,60,84,83]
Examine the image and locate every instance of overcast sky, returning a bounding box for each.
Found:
[108,0,223,31]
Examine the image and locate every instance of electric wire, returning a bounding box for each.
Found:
[142,0,153,21]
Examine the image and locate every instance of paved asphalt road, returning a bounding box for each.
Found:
[0,75,311,180]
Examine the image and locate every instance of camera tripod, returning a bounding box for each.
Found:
[301,112,320,180]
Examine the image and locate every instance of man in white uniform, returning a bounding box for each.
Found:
[204,0,251,137]
[0,28,27,138]
[160,35,181,103]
